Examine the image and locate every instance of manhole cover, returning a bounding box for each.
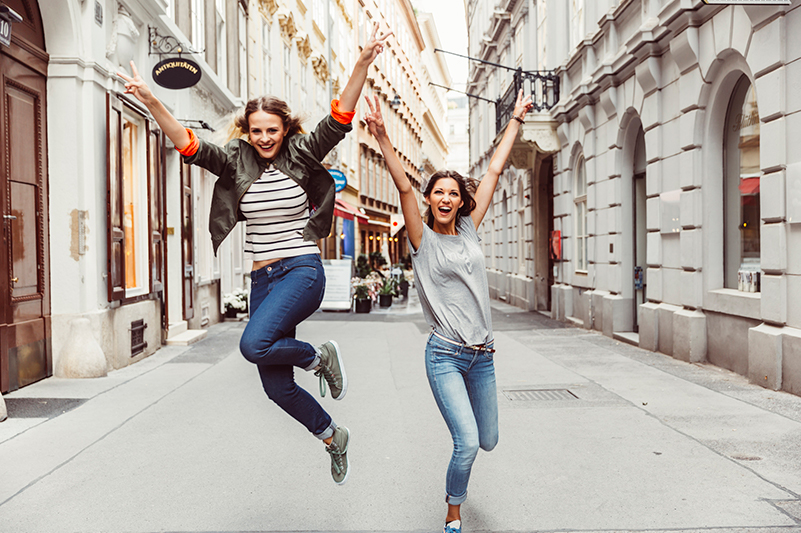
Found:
[503,389,578,401]
[5,398,86,419]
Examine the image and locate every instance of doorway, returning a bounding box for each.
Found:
[0,0,51,393]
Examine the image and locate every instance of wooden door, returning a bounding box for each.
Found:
[0,53,50,393]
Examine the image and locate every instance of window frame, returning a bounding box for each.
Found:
[574,155,588,273]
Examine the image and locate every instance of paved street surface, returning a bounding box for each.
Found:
[2,300,801,533]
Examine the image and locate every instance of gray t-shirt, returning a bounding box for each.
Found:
[409,216,492,346]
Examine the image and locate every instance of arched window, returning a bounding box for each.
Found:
[723,76,760,291]
[574,155,588,272]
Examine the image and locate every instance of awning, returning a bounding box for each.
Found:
[739,177,760,195]
[334,199,368,222]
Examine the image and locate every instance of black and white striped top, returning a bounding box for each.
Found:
[240,165,321,261]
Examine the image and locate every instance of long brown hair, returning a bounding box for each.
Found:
[231,96,306,144]
[422,170,478,228]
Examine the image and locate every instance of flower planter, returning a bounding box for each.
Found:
[224,308,239,319]
[379,294,393,308]
[354,298,372,313]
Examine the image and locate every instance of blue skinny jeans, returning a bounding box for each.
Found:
[425,331,499,505]
[239,254,335,440]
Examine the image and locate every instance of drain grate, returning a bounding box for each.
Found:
[5,398,87,418]
[503,389,578,401]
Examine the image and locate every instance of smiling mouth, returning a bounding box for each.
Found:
[438,206,452,215]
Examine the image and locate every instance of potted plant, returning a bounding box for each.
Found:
[378,277,397,308]
[351,274,380,313]
[223,288,248,318]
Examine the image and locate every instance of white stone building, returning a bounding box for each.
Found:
[0,0,250,394]
[468,0,801,396]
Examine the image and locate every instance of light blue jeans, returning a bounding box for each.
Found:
[425,331,499,505]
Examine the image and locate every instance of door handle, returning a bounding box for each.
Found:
[3,215,16,220]
[11,277,18,283]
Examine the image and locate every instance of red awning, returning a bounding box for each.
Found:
[739,177,760,195]
[334,199,368,222]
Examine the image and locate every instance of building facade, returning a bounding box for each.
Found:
[0,0,252,394]
[468,0,801,396]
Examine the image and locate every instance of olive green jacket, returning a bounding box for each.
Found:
[182,114,352,255]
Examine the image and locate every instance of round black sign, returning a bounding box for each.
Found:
[152,58,202,90]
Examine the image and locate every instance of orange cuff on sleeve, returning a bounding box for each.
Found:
[331,99,356,125]
[176,128,199,156]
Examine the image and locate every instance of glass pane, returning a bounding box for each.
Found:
[738,85,760,261]
[123,119,138,289]
[109,110,121,227]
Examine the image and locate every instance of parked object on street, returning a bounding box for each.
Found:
[364,88,533,530]
[117,21,392,485]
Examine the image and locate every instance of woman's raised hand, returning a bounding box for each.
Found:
[359,22,393,65]
[364,95,387,139]
[117,60,155,105]
[513,89,534,121]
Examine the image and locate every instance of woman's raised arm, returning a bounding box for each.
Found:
[471,89,533,228]
[338,23,393,113]
[364,95,424,251]
[117,60,191,150]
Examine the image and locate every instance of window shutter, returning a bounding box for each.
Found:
[106,93,126,301]
[147,121,166,294]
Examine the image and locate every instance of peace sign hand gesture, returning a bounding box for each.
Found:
[512,89,534,122]
[117,60,155,106]
[358,22,393,66]
[363,95,387,140]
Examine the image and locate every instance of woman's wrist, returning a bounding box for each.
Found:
[512,114,524,124]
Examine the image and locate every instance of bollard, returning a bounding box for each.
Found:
[55,318,108,379]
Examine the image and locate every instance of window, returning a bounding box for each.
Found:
[283,43,292,102]
[724,76,761,290]
[262,19,272,95]
[216,0,227,83]
[191,0,205,53]
[300,64,308,109]
[196,169,221,282]
[106,93,165,301]
[239,3,248,98]
[316,81,326,124]
[569,0,585,51]
[313,0,325,29]
[361,151,367,196]
[574,155,588,272]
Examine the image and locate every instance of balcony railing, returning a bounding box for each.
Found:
[495,69,560,135]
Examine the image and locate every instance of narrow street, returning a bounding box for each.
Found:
[1,301,800,533]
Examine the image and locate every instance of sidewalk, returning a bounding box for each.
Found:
[0,301,800,532]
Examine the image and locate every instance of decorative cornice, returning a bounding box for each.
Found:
[276,8,297,42]
[311,52,329,81]
[259,0,279,17]
[295,31,312,61]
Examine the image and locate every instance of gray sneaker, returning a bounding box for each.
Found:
[315,340,347,400]
[326,425,350,485]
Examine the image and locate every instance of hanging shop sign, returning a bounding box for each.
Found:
[152,58,202,89]
[329,169,347,193]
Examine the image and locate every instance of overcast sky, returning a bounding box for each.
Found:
[414,0,469,90]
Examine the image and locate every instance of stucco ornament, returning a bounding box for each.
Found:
[506,115,560,170]
[106,4,140,67]
[311,52,329,81]
[295,32,312,61]
[259,0,279,17]
[277,8,297,42]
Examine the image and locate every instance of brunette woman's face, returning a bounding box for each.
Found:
[248,110,287,161]
[425,177,464,227]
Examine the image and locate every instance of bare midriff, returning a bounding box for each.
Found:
[252,257,283,271]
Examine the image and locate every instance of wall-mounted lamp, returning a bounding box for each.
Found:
[390,93,401,110]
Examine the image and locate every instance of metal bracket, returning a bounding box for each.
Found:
[148,26,202,57]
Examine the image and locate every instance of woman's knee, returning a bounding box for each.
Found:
[239,331,275,364]
[454,434,480,462]
[480,433,498,452]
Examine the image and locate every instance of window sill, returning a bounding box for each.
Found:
[705,288,761,320]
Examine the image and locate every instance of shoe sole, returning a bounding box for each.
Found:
[329,340,348,401]
[335,426,350,486]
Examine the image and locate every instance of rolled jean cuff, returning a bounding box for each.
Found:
[315,420,337,441]
[446,491,467,506]
[304,350,321,372]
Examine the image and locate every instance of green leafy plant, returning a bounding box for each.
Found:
[378,277,397,295]
[355,254,372,278]
[369,251,387,269]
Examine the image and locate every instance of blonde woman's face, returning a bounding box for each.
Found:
[248,110,287,161]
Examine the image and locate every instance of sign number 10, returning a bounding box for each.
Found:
[0,19,11,48]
